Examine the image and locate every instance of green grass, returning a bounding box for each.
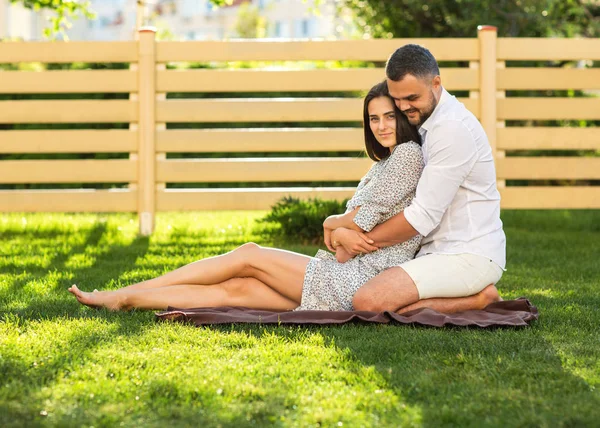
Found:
[1,210,599,427]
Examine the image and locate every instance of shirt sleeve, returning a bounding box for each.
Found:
[345,161,376,213]
[352,142,424,232]
[404,119,477,236]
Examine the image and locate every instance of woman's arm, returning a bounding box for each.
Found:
[338,143,424,255]
[324,207,362,232]
[351,143,423,233]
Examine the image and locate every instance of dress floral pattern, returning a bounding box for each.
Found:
[297,141,425,311]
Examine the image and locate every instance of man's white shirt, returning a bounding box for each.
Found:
[403,88,506,269]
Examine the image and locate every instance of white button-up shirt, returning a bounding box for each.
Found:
[403,88,506,268]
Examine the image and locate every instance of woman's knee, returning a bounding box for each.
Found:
[233,242,262,274]
[236,242,261,254]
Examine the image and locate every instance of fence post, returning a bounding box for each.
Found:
[477,25,499,183]
[137,27,157,236]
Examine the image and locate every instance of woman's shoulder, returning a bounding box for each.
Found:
[390,141,423,160]
[397,141,422,152]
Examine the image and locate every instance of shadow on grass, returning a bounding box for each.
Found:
[0,312,159,427]
[201,321,600,426]
[0,221,150,321]
[0,219,156,426]
[323,326,599,426]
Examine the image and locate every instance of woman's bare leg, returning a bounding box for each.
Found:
[69,277,298,311]
[111,243,309,295]
[69,243,311,310]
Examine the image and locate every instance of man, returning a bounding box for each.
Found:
[328,44,506,314]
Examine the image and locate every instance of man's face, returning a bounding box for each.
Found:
[387,74,441,126]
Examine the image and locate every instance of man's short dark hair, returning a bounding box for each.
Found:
[386,44,440,82]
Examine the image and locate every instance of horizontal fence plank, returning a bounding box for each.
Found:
[157,98,478,123]
[157,68,479,93]
[157,39,480,62]
[158,98,362,123]
[0,41,138,63]
[0,70,137,94]
[156,187,356,211]
[497,127,600,151]
[157,158,372,183]
[497,98,600,120]
[0,160,137,184]
[498,38,600,61]
[0,100,138,124]
[0,130,138,153]
[156,128,364,152]
[0,189,137,212]
[500,186,600,209]
[497,157,600,180]
[498,68,600,90]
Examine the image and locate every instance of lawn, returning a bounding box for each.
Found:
[1,210,599,427]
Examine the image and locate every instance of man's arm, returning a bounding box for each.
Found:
[368,120,478,249]
[365,211,419,248]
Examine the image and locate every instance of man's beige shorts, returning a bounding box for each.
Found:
[400,253,504,300]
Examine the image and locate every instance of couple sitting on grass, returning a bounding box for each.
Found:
[69,44,506,315]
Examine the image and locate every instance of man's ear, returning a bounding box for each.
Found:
[432,75,442,89]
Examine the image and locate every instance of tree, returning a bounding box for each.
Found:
[234,2,268,38]
[342,0,599,38]
[10,0,95,39]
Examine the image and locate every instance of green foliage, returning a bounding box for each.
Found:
[234,2,268,38]
[208,0,235,7]
[261,197,349,244]
[342,0,599,38]
[10,0,96,40]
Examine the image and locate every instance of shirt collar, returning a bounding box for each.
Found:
[418,87,450,135]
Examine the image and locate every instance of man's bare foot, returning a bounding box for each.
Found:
[68,284,127,311]
[478,284,502,309]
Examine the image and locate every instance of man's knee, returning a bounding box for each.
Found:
[352,287,383,312]
[353,267,419,312]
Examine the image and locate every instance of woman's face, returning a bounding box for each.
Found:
[368,96,397,150]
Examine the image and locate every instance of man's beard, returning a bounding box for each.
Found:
[405,91,437,126]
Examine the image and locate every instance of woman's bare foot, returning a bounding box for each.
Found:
[68,284,127,311]
[478,284,502,309]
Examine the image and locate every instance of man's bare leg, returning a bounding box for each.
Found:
[352,267,501,314]
[396,285,501,315]
[69,277,298,311]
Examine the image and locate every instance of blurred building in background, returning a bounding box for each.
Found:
[0,0,352,41]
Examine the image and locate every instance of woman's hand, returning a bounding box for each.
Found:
[324,227,336,252]
[323,215,341,251]
[331,227,378,256]
[335,246,353,263]
[324,209,363,251]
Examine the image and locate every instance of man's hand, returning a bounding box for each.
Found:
[331,227,378,256]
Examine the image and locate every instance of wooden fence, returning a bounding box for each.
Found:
[1,27,599,234]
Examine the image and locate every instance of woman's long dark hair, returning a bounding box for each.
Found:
[363,81,421,162]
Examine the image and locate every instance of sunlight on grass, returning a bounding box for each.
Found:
[1,210,599,426]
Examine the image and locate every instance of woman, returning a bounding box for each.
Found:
[68,82,424,312]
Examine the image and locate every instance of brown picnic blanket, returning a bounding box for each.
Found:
[155,298,538,328]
